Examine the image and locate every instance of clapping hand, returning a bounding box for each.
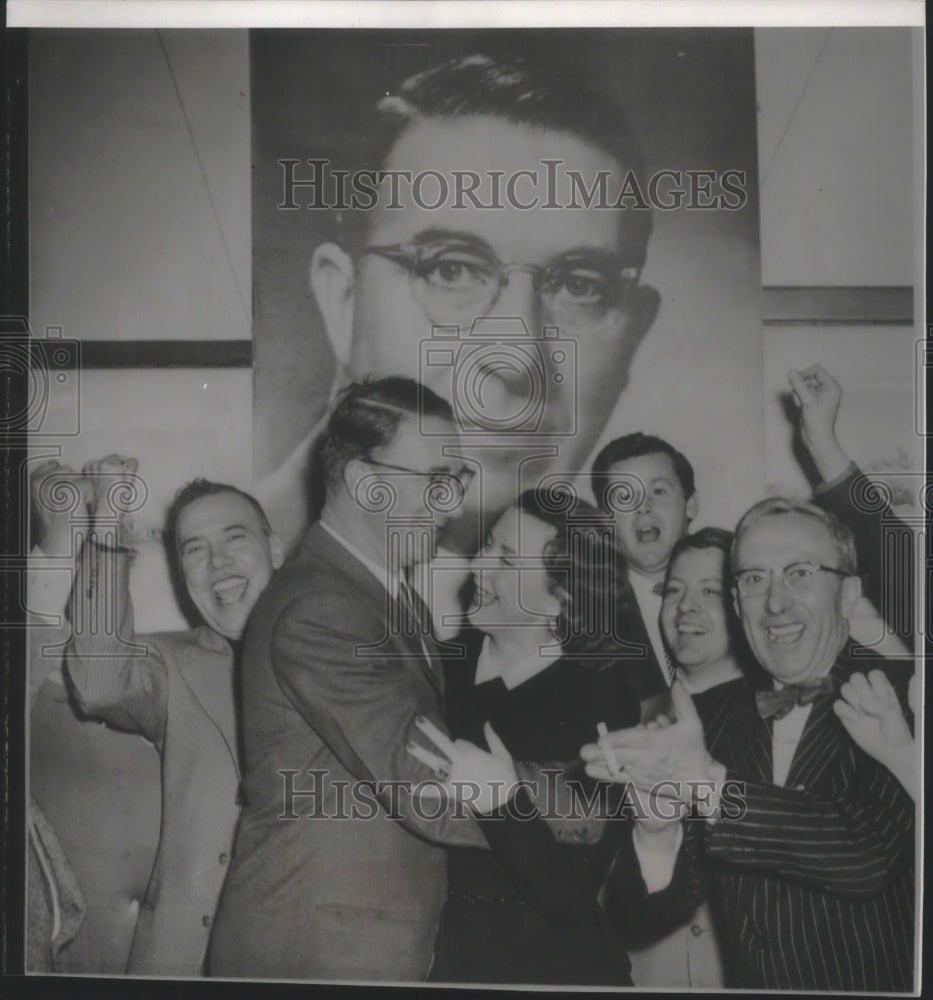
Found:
[407,715,520,814]
[581,681,714,802]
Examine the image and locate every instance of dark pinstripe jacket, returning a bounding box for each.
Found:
[605,642,915,991]
[66,543,240,976]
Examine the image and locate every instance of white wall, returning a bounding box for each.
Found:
[29,29,253,630]
[30,29,251,342]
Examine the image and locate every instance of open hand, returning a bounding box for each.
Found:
[833,670,915,798]
[407,715,519,814]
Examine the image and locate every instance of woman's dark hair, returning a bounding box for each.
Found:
[515,485,638,662]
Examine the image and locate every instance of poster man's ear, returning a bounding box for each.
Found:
[310,242,355,370]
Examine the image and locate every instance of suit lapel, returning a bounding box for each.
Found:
[308,524,443,697]
[711,681,773,784]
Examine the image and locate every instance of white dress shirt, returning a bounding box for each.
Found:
[628,569,670,686]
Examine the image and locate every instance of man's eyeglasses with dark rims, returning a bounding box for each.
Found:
[362,458,473,505]
[358,237,640,334]
[733,562,850,599]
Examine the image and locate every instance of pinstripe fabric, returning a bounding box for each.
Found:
[66,542,240,976]
[698,643,915,990]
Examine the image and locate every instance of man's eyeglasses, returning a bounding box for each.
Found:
[733,561,850,599]
[359,238,640,335]
[362,459,472,508]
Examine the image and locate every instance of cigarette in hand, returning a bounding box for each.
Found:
[597,722,621,777]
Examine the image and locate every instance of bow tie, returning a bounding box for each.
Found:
[755,676,837,720]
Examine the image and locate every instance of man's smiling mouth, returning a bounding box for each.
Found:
[213,577,249,607]
[767,623,805,645]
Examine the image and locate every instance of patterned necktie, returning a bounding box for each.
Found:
[755,676,837,720]
[652,581,665,597]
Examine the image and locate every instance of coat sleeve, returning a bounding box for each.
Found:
[815,464,916,640]
[601,818,710,945]
[27,547,75,710]
[475,785,625,927]
[65,539,168,748]
[705,754,914,899]
[270,589,488,849]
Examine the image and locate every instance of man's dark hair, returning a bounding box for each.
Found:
[338,52,652,267]
[165,479,272,552]
[591,432,696,511]
[513,486,639,662]
[669,526,734,573]
[319,376,454,497]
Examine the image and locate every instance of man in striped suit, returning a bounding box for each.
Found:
[587,498,915,991]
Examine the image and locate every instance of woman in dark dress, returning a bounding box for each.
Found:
[422,487,643,986]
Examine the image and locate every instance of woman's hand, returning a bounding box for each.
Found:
[407,715,520,815]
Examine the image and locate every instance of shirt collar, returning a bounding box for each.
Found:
[474,634,563,690]
[629,568,665,603]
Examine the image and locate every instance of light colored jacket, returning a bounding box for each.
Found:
[66,542,240,975]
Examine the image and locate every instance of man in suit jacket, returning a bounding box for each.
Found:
[66,458,284,975]
[586,497,915,991]
[208,376,497,982]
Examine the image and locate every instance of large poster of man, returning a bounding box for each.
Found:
[250,30,764,553]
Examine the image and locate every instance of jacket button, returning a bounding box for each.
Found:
[202,914,212,928]
[691,924,703,937]
[219,853,228,865]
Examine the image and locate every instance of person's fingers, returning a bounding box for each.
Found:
[583,761,627,785]
[483,722,511,761]
[847,671,873,703]
[866,669,898,706]
[414,715,458,759]
[801,363,839,389]
[32,459,65,480]
[596,726,648,750]
[788,369,813,403]
[669,679,699,723]
[406,740,450,775]
[833,698,864,724]
[614,747,669,775]
[837,680,862,710]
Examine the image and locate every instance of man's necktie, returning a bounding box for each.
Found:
[652,581,665,597]
[398,575,434,642]
[755,676,837,720]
